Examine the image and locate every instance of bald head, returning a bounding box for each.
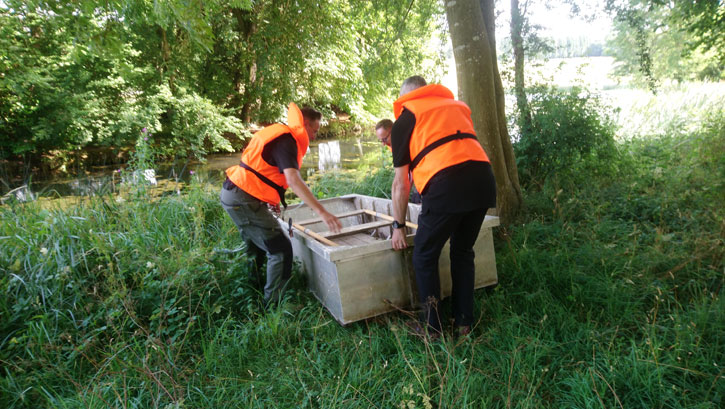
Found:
[399,75,427,97]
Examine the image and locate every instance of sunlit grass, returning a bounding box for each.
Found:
[604,82,725,140]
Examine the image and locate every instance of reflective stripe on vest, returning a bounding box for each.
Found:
[393,84,489,193]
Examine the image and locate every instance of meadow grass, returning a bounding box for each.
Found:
[1,113,723,407]
[604,81,725,140]
[307,148,395,201]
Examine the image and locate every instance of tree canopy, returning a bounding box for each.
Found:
[0,0,447,161]
[605,0,724,87]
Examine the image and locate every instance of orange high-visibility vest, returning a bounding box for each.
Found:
[225,103,309,206]
[393,84,489,193]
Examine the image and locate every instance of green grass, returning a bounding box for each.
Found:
[307,148,395,200]
[1,112,723,407]
[604,81,725,140]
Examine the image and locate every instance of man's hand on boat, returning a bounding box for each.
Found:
[284,168,341,233]
[319,209,342,233]
[391,228,407,250]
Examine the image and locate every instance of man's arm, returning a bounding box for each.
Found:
[284,168,342,233]
[391,164,411,250]
[390,109,415,251]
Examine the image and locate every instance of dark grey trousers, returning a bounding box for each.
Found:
[220,185,292,304]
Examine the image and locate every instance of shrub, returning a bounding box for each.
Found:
[514,86,617,185]
[115,84,248,160]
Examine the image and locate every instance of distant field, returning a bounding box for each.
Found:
[532,56,620,89]
[603,82,725,139]
[514,56,725,140]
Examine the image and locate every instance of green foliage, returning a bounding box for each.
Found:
[0,0,445,171]
[345,0,448,118]
[0,4,135,156]
[605,0,724,87]
[0,1,246,167]
[146,85,246,158]
[666,0,724,65]
[513,86,617,185]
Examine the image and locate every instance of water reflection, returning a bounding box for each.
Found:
[317,140,341,171]
[302,136,381,176]
[12,136,384,199]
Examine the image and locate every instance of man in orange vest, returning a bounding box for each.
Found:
[376,119,422,204]
[390,76,496,338]
[221,103,342,307]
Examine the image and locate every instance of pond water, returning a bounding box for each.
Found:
[15,135,386,200]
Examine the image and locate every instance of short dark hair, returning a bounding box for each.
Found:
[375,119,393,130]
[300,106,322,121]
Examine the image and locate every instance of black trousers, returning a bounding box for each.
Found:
[412,207,488,333]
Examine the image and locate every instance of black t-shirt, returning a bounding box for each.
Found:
[391,108,496,213]
[261,133,299,173]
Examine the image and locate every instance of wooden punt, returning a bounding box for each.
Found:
[278,194,500,325]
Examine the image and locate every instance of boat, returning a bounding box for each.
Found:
[278,194,500,325]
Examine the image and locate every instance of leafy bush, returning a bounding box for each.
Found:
[147,85,247,159]
[514,86,617,185]
[108,84,248,160]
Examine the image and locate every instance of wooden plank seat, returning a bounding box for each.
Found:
[295,209,367,226]
[319,220,393,239]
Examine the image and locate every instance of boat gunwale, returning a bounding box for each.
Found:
[281,194,500,262]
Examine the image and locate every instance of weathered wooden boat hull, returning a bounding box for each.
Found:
[279,194,499,325]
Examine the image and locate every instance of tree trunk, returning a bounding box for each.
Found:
[232,7,259,122]
[511,0,532,134]
[158,26,174,92]
[239,60,257,123]
[445,0,522,223]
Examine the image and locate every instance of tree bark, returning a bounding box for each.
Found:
[511,0,532,133]
[158,26,172,90]
[445,0,522,223]
[232,7,259,122]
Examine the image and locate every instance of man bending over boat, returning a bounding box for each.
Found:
[221,103,342,307]
[389,76,496,338]
[375,119,421,204]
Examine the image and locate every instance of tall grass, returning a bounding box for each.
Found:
[1,109,723,407]
[604,82,725,140]
[308,148,395,200]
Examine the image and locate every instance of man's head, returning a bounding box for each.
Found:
[300,106,322,140]
[399,75,427,97]
[375,119,393,147]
